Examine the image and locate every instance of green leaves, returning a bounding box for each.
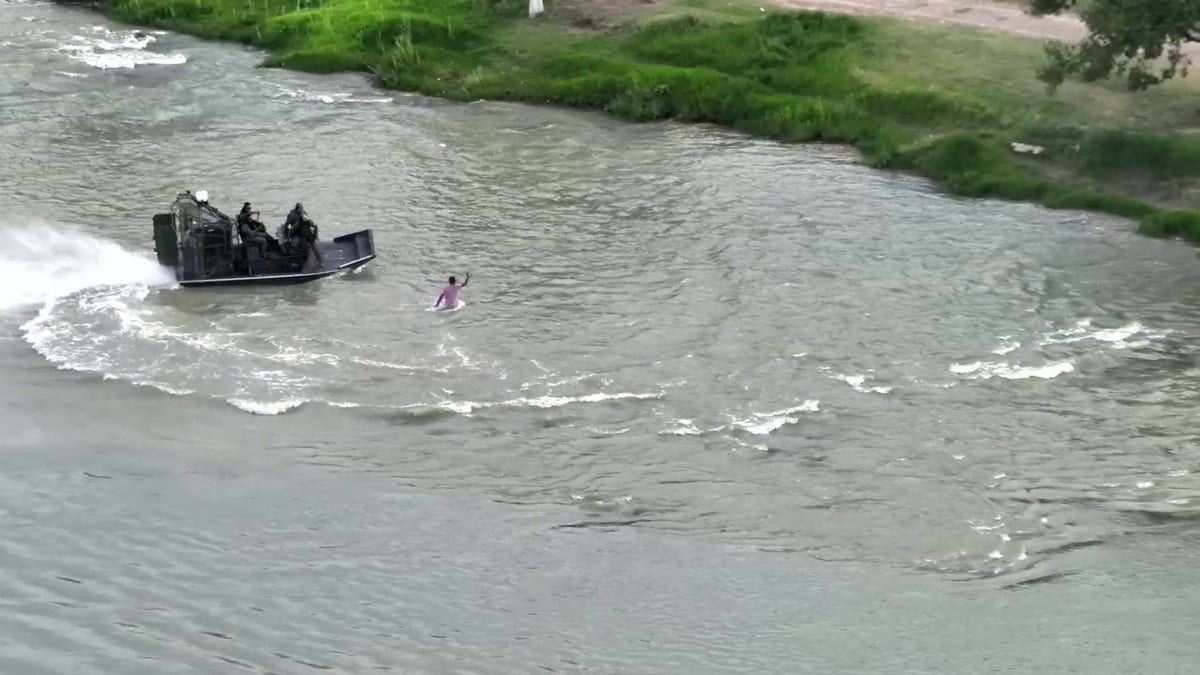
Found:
[1031,0,1200,91]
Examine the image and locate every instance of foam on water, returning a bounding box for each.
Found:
[0,224,331,412]
[730,401,821,436]
[950,360,1075,381]
[427,299,466,313]
[657,400,821,438]
[947,318,1168,385]
[660,419,730,436]
[991,336,1020,355]
[226,398,308,416]
[1038,318,1169,349]
[400,391,664,416]
[827,371,893,395]
[272,85,394,105]
[55,26,186,70]
[0,224,174,314]
[662,419,704,436]
[0,223,660,418]
[503,391,662,409]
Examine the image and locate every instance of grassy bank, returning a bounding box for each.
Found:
[90,0,1200,242]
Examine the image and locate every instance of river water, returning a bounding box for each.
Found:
[3,1,1200,672]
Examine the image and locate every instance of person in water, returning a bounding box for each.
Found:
[434,273,469,310]
[236,202,274,256]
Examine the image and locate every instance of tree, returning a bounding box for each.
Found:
[1030,0,1199,91]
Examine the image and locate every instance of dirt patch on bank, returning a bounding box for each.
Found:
[551,0,1090,42]
[550,0,673,30]
[768,0,1086,40]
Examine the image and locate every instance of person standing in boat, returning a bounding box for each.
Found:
[434,272,469,310]
[284,202,321,264]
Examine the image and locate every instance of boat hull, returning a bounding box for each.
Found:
[177,229,375,288]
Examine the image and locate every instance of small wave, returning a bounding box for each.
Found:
[388,402,476,420]
[349,356,450,374]
[420,391,661,415]
[1039,319,1168,350]
[435,399,482,415]
[426,299,466,313]
[660,419,728,436]
[585,426,629,436]
[62,31,154,51]
[738,417,793,436]
[662,419,704,436]
[264,340,340,367]
[730,437,769,453]
[949,360,1074,380]
[520,370,604,392]
[103,375,197,398]
[74,51,187,69]
[273,87,394,105]
[326,390,662,419]
[435,339,481,370]
[830,372,893,395]
[21,280,329,415]
[1,224,174,313]
[145,383,195,396]
[731,401,820,436]
[501,391,662,409]
[659,401,821,437]
[225,398,307,416]
[991,336,1020,355]
[56,28,186,70]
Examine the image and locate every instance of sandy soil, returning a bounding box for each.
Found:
[769,0,1087,41]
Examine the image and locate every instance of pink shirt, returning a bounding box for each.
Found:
[439,284,459,307]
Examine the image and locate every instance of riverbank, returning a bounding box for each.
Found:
[60,0,1200,242]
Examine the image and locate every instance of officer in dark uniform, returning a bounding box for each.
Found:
[237,202,274,257]
[284,202,321,264]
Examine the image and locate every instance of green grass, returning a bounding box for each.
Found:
[101,0,1200,245]
[862,19,1200,133]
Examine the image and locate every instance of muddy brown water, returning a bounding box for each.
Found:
[3,2,1200,672]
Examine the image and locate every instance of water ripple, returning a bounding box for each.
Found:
[5,0,1200,635]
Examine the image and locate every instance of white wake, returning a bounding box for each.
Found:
[0,223,174,313]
